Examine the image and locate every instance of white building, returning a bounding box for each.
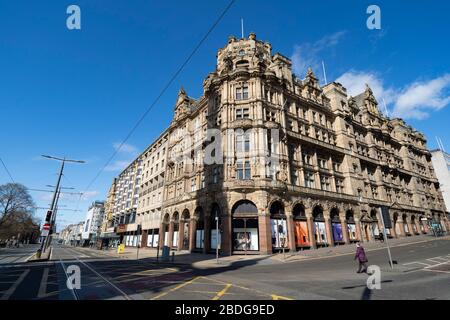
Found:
[81,201,105,245]
[431,149,450,213]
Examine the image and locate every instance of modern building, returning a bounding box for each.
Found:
[431,148,450,223]
[107,157,143,246]
[105,33,449,255]
[81,201,105,246]
[59,222,84,246]
[136,131,168,248]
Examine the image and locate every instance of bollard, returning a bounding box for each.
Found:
[36,249,42,259]
[171,251,175,262]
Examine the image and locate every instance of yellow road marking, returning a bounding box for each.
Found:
[150,276,200,300]
[200,276,293,300]
[271,294,293,300]
[212,284,232,300]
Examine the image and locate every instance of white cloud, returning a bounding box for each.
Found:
[80,190,100,200]
[336,70,397,105]
[113,142,138,156]
[291,31,346,78]
[336,71,450,120]
[392,74,450,120]
[104,160,130,172]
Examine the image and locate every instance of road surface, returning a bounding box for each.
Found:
[0,239,449,300]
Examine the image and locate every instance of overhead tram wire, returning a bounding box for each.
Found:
[82,0,236,194]
[0,157,15,183]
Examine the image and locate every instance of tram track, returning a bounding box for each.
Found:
[59,246,132,300]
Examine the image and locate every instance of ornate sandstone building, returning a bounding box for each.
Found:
[104,33,448,255]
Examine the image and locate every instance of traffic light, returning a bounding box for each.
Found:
[45,210,52,222]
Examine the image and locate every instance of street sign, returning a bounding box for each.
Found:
[381,206,392,229]
[41,224,50,237]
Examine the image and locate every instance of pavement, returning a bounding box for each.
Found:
[0,235,449,300]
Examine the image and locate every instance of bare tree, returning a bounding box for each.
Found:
[0,183,37,241]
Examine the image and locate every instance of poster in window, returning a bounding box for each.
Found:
[294,221,309,246]
[332,223,343,242]
[233,228,259,251]
[348,224,357,240]
[164,231,169,246]
[314,222,327,244]
[153,234,159,248]
[372,223,380,236]
[172,231,179,247]
[196,230,204,249]
[147,233,153,247]
[271,219,287,248]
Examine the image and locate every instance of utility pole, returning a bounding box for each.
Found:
[38,155,85,255]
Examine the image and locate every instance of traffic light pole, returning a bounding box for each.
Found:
[40,160,65,253]
[379,207,394,269]
[37,155,85,256]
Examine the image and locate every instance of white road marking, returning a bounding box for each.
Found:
[403,261,432,267]
[0,269,30,300]
[37,268,56,298]
[426,257,449,263]
[423,268,450,274]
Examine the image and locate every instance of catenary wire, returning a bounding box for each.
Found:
[82,0,236,194]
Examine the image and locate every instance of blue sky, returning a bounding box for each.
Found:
[1,1,449,230]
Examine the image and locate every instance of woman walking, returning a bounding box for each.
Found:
[355,242,368,273]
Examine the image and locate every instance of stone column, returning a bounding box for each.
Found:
[306,213,317,249]
[422,219,429,234]
[141,229,148,248]
[177,220,185,250]
[168,221,174,248]
[286,215,296,251]
[188,218,196,252]
[222,215,232,255]
[390,219,397,238]
[258,213,272,255]
[366,223,374,242]
[324,217,334,247]
[159,222,166,249]
[340,216,350,244]
[406,218,414,236]
[414,219,421,235]
[355,220,363,242]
